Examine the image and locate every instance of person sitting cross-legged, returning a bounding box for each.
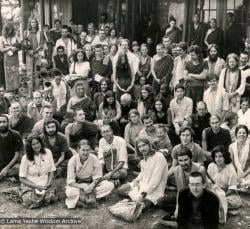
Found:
[117,137,168,213]
[65,139,114,209]
[98,124,128,186]
[154,147,206,228]
[18,135,58,209]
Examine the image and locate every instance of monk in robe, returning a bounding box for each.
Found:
[151,43,173,95]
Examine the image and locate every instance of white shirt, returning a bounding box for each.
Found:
[238,109,250,130]
[19,149,56,187]
[129,152,168,204]
[98,135,128,169]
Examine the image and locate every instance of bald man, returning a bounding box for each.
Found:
[9,102,34,138]
[27,91,51,123]
[191,101,210,145]
[120,93,137,136]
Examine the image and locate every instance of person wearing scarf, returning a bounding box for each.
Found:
[218,53,248,113]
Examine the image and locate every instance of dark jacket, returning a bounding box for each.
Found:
[177,188,219,229]
[53,54,69,75]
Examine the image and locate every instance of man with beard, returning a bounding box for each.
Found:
[202,114,232,151]
[65,108,98,153]
[9,102,34,138]
[154,147,206,228]
[32,105,61,136]
[118,137,168,212]
[203,74,229,120]
[40,120,69,176]
[98,124,128,185]
[204,44,225,76]
[218,53,248,112]
[0,115,23,180]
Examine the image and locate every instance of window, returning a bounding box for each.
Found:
[226,0,247,25]
[201,0,217,22]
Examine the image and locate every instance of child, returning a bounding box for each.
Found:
[152,124,173,167]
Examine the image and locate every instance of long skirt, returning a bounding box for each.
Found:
[65,180,114,209]
[4,54,19,92]
[2,183,59,209]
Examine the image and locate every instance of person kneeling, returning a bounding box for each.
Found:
[117,137,168,211]
[65,139,114,209]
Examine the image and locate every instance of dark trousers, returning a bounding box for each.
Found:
[186,85,204,112]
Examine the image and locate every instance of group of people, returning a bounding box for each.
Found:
[0,11,250,229]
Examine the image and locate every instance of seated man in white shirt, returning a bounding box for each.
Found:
[117,137,168,211]
[98,124,128,186]
[170,84,193,135]
[237,97,250,130]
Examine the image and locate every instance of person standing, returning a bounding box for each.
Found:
[151,43,173,95]
[204,18,224,55]
[224,12,245,56]
[0,22,20,92]
[204,44,225,76]
[24,18,45,97]
[184,45,208,110]
[188,14,208,53]
[114,52,135,100]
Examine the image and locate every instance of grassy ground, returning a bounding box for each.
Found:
[0,179,249,229]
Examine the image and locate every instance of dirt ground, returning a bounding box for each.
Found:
[0,179,249,229]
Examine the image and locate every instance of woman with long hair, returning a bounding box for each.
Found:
[18,134,58,208]
[152,96,169,125]
[208,145,242,212]
[137,85,154,117]
[0,22,20,92]
[114,52,135,100]
[98,90,121,121]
